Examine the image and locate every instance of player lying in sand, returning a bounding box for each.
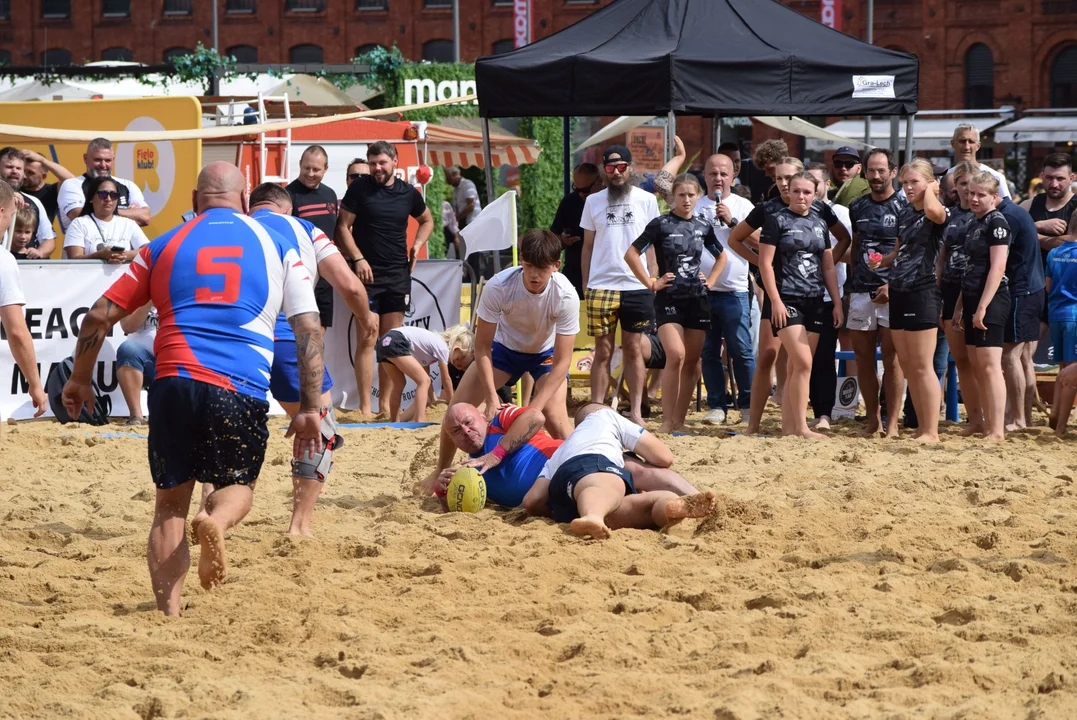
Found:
[527,403,715,539]
[431,403,698,513]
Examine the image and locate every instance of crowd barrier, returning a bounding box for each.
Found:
[0,259,463,421]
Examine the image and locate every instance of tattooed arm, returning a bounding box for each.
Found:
[462,406,547,475]
[287,311,326,412]
[62,295,132,418]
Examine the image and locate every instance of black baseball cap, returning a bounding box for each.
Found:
[833,146,861,162]
[602,145,632,164]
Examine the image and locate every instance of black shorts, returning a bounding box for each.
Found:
[314,277,334,328]
[963,287,1011,348]
[620,289,656,333]
[889,286,940,332]
[375,329,411,363]
[655,293,711,330]
[771,296,829,336]
[941,282,961,323]
[546,453,637,524]
[761,294,771,321]
[644,333,666,370]
[147,377,270,490]
[368,285,410,316]
[1006,288,1045,344]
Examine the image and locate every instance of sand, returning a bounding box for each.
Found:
[1,407,1076,719]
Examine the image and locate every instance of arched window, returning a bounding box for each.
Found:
[491,39,515,55]
[1051,45,1077,108]
[163,47,193,61]
[289,44,323,63]
[227,45,258,63]
[41,48,72,66]
[355,43,384,57]
[422,39,454,62]
[102,47,133,62]
[965,43,994,109]
[0,50,13,66]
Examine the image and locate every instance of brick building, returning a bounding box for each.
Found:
[2,0,1076,165]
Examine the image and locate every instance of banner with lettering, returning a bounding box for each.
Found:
[0,260,463,420]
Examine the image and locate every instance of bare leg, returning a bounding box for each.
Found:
[147,481,195,616]
[1055,362,1076,436]
[569,473,629,539]
[970,345,1006,441]
[606,490,717,530]
[392,355,432,423]
[673,329,706,429]
[777,325,824,439]
[747,327,780,434]
[196,483,255,590]
[623,455,699,495]
[535,372,572,439]
[1002,342,1026,430]
[622,331,647,426]
[944,320,983,434]
[520,373,534,406]
[773,345,787,405]
[191,482,214,537]
[1022,342,1037,426]
[880,329,904,438]
[117,366,145,420]
[590,333,615,404]
[383,361,405,422]
[356,311,380,417]
[851,329,881,434]
[377,312,405,417]
[657,324,686,433]
[895,328,940,443]
[280,394,332,536]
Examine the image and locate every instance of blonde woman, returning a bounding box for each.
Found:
[869,159,948,442]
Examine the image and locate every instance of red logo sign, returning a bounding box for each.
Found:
[821,0,841,31]
[514,0,530,48]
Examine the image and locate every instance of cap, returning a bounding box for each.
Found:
[602,145,632,164]
[833,146,860,161]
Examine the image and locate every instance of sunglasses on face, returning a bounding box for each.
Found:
[833,160,859,170]
[604,162,629,174]
[348,173,364,181]
[96,190,120,201]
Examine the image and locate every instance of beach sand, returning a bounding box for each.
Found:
[1,407,1076,719]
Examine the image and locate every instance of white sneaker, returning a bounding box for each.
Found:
[702,408,726,425]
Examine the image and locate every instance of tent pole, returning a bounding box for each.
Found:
[889,116,900,162]
[666,110,676,162]
[711,116,720,155]
[563,116,571,196]
[905,114,916,162]
[482,118,500,272]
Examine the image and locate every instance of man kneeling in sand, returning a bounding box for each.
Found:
[432,403,698,512]
[528,403,715,539]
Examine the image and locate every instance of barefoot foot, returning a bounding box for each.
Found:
[810,415,831,430]
[196,517,228,590]
[664,491,717,521]
[959,424,984,437]
[570,515,611,540]
[190,510,208,543]
[913,433,939,444]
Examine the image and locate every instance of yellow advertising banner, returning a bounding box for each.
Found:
[0,96,202,251]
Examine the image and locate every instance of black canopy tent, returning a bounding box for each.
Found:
[473,0,920,208]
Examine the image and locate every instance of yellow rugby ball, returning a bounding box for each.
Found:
[446,467,486,513]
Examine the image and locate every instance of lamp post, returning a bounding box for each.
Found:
[864,0,874,146]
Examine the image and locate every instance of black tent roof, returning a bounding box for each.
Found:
[475,0,919,118]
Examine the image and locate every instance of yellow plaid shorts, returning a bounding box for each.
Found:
[585,288,654,337]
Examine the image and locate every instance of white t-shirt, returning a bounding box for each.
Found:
[395,325,449,367]
[539,408,643,480]
[22,193,55,242]
[63,215,149,256]
[126,306,158,350]
[454,178,482,226]
[946,162,1011,199]
[0,247,25,307]
[476,266,580,354]
[694,192,755,292]
[57,175,148,232]
[580,186,659,291]
[826,201,851,302]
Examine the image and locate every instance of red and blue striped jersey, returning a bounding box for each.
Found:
[104,208,318,400]
[474,406,562,507]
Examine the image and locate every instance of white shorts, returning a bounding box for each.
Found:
[846,292,890,332]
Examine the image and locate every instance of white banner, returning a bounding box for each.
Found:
[0,260,463,420]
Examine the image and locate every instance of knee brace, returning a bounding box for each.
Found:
[291,407,343,482]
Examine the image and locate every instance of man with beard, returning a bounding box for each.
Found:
[581,145,659,425]
[946,124,1011,199]
[56,137,150,232]
[335,140,435,417]
[0,148,56,259]
[1022,153,1077,314]
[20,148,73,225]
[830,146,871,207]
[551,162,602,298]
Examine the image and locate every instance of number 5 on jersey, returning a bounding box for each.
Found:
[195,246,244,304]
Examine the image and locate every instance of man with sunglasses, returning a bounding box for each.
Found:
[346,159,370,186]
[830,146,870,207]
[287,145,339,332]
[581,145,660,426]
[551,162,602,297]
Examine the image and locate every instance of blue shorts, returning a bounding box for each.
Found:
[116,340,156,387]
[270,339,333,403]
[147,377,270,490]
[491,341,554,386]
[546,453,637,524]
[1051,321,1077,363]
